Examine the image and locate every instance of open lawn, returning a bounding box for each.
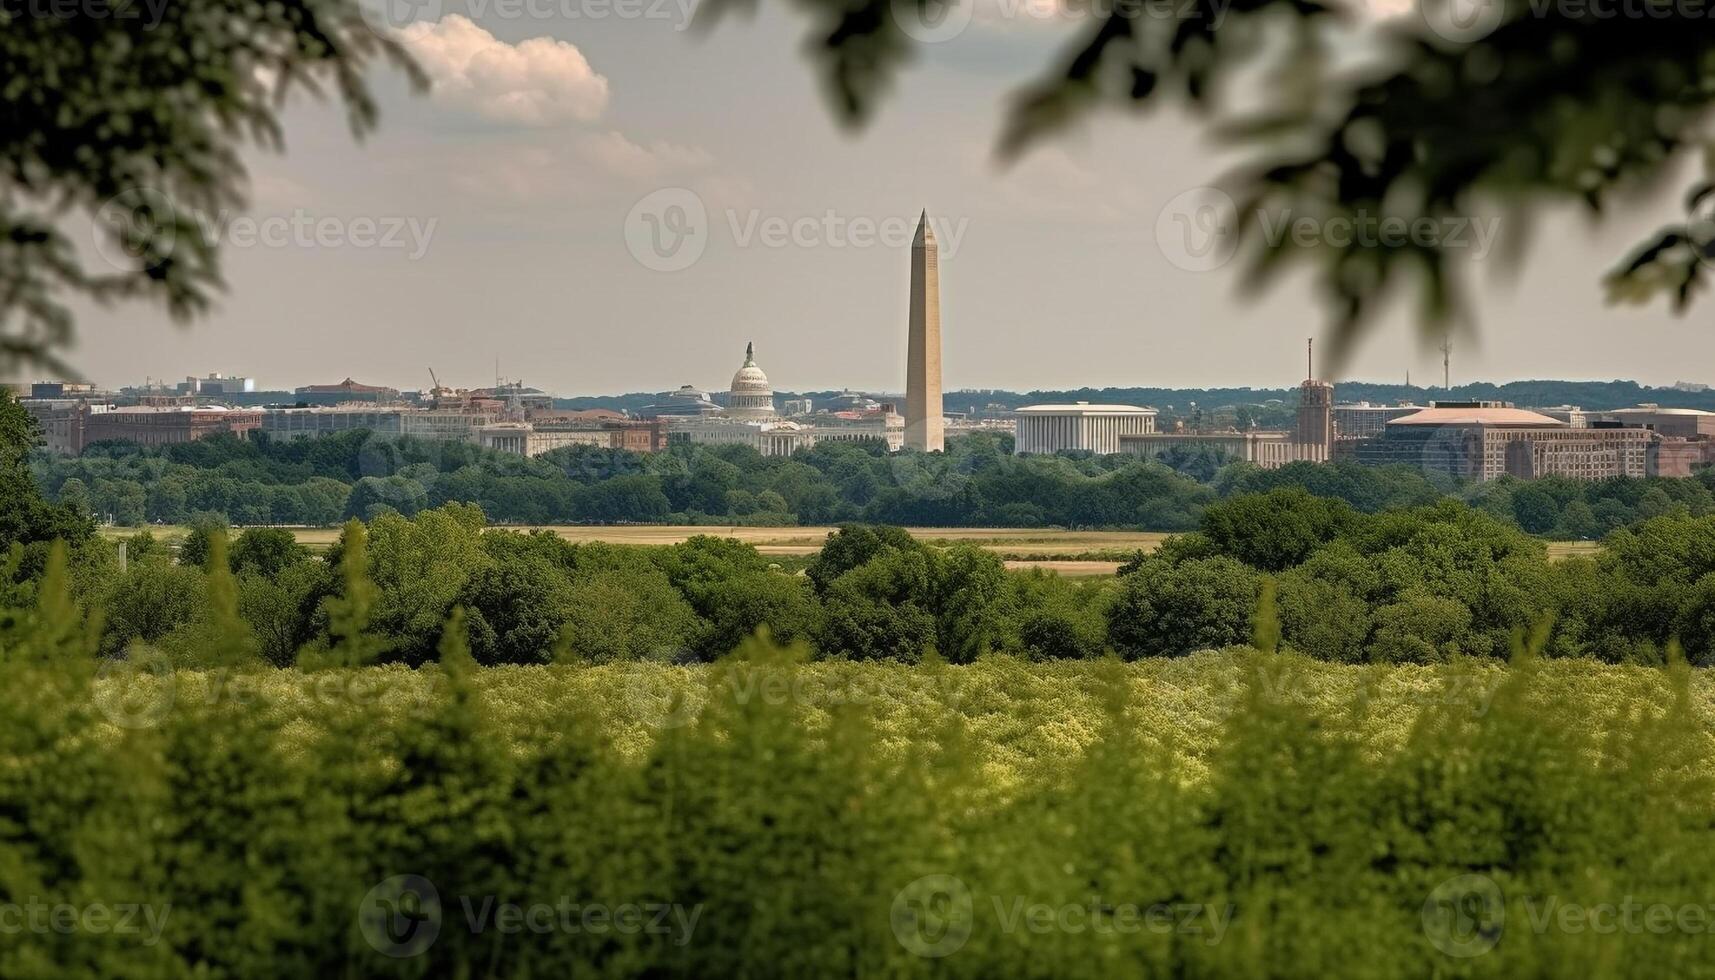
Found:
[107,524,1167,570]
[104,523,1600,573]
[1545,539,1603,560]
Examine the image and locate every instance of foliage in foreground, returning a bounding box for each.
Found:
[2,640,1714,978]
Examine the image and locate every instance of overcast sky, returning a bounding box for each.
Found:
[45,2,1715,395]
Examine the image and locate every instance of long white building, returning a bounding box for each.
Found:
[1013,403,1158,455]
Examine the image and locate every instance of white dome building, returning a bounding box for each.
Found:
[726,342,776,419]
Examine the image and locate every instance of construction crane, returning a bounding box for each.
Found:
[426,367,453,406]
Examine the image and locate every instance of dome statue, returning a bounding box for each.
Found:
[726,341,776,419]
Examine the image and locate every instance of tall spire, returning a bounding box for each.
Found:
[913,209,935,248]
[1306,337,1313,382]
[905,207,944,452]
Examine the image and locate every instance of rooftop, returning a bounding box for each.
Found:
[1016,403,1157,415]
[1388,406,1566,427]
[1606,406,1715,417]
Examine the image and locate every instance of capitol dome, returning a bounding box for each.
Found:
[726,341,776,419]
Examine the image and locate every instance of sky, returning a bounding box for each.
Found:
[44,1,1715,395]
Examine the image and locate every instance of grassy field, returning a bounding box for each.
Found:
[107,524,1162,574]
[104,523,1600,576]
[1545,539,1602,560]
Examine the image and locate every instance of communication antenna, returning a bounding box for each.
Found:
[1440,338,1453,390]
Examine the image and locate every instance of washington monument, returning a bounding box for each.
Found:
[906,209,944,452]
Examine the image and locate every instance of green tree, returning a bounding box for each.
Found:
[228,527,312,578]
[317,519,386,667]
[805,524,921,595]
[558,567,700,663]
[177,512,231,568]
[656,536,817,656]
[1107,556,1260,658]
[1369,591,1474,664]
[815,546,939,662]
[1199,487,1355,572]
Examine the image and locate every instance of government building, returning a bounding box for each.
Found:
[663,343,904,456]
[1012,403,1159,454]
[1348,402,1655,480]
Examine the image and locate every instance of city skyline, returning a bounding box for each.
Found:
[42,363,1715,400]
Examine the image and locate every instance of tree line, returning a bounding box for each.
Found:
[31,423,1715,540]
[10,492,1715,671]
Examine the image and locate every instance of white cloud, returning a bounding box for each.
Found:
[400,16,609,126]
[418,132,718,206]
[575,131,714,183]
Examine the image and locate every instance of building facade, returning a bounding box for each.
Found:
[20,401,97,455]
[478,424,609,457]
[668,418,815,456]
[83,406,263,448]
[1013,403,1159,455]
[1296,379,1334,462]
[261,407,405,441]
[803,411,905,452]
[398,407,499,443]
[1120,431,1304,469]
[1331,402,1426,439]
[180,373,256,396]
[1589,405,1715,439]
[1351,403,1655,480]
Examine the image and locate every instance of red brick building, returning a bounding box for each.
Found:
[611,420,667,453]
[83,406,263,449]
